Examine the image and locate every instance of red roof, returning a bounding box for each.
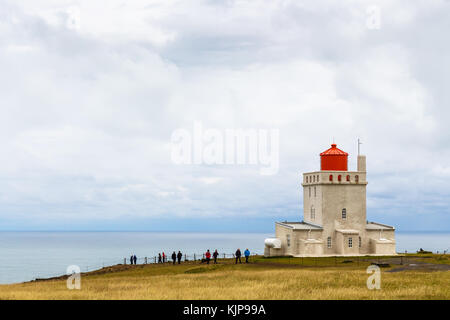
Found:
[320,144,348,156]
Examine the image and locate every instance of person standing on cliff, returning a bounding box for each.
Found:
[171,251,176,265]
[213,249,219,264]
[205,250,211,264]
[177,251,182,264]
[244,249,250,263]
[235,249,242,264]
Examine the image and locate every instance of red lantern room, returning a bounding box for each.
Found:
[320,144,348,171]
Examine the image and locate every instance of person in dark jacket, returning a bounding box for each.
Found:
[158,253,162,263]
[244,249,250,263]
[205,250,211,264]
[130,254,134,265]
[213,249,219,264]
[133,255,137,265]
[235,249,242,264]
[177,251,182,264]
[171,251,176,265]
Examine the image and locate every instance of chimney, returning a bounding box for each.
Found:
[357,155,366,172]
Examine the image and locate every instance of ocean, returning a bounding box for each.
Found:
[0,231,448,284]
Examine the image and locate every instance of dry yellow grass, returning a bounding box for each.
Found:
[0,258,448,300]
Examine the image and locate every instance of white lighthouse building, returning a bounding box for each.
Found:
[264,144,396,257]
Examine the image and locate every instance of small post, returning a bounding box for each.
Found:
[124,258,126,265]
[194,253,196,261]
[145,257,148,264]
[184,254,187,262]
[223,253,225,259]
[358,138,362,156]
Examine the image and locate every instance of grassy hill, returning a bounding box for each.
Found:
[1,254,448,300]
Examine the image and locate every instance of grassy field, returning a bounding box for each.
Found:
[0,254,448,300]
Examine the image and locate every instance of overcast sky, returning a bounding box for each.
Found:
[0,0,449,232]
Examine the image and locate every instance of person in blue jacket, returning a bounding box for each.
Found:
[244,249,250,263]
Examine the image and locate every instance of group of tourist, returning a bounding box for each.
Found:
[234,248,251,264]
[129,248,252,265]
[203,248,251,264]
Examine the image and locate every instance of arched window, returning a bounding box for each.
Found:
[309,186,311,197]
[338,175,342,182]
[329,175,333,181]
[314,186,316,197]
[310,206,315,220]
[313,175,315,182]
[355,175,359,183]
[327,237,332,248]
[317,175,319,182]
[346,175,350,182]
[342,208,347,219]
[306,176,308,183]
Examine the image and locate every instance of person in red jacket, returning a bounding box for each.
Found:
[205,249,211,264]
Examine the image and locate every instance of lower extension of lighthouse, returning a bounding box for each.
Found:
[264,144,396,257]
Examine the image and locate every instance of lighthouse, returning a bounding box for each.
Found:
[264,143,396,257]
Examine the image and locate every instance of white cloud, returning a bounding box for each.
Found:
[0,0,449,229]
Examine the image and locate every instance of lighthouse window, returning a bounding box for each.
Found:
[327,237,332,248]
[309,187,311,197]
[338,175,342,182]
[317,175,319,181]
[286,234,291,247]
[314,186,316,197]
[346,175,350,182]
[355,175,359,183]
[342,208,347,219]
[329,175,333,181]
[359,236,362,248]
[306,176,308,183]
[310,206,315,220]
[348,237,353,248]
